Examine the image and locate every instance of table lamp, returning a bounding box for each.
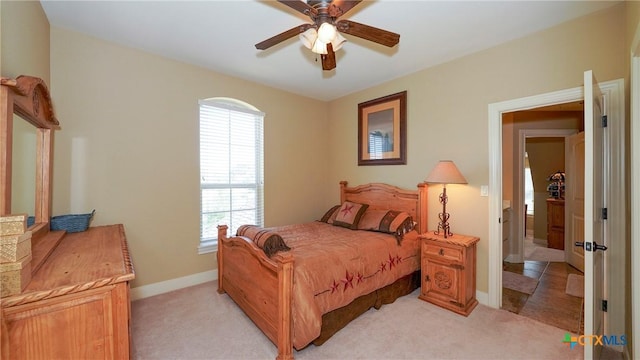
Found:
[425,160,468,238]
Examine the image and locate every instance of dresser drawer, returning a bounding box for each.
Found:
[423,241,462,263]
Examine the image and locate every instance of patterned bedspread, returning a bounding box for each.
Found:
[272,221,421,349]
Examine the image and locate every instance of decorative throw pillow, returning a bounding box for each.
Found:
[332,201,369,229]
[236,225,291,258]
[357,209,415,243]
[319,205,341,224]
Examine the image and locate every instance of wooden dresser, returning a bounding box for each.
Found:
[546,199,565,250]
[1,224,135,359]
[419,232,479,316]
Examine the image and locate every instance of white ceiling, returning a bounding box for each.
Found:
[40,0,619,101]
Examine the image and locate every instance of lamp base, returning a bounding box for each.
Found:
[434,186,453,238]
[434,215,453,239]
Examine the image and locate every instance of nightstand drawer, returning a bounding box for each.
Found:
[423,241,462,263]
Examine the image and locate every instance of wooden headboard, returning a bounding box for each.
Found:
[339,181,428,234]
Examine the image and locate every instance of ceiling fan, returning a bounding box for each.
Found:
[255,0,400,71]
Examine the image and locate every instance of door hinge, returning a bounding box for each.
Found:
[602,208,608,220]
[602,300,608,312]
[602,115,608,127]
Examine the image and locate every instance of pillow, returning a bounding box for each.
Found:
[332,201,369,229]
[236,225,291,258]
[319,205,341,224]
[357,209,415,243]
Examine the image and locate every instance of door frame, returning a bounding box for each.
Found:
[507,128,578,263]
[631,23,640,360]
[488,79,625,338]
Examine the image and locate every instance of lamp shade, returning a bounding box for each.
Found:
[425,160,467,184]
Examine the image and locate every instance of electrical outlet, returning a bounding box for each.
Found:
[480,185,489,197]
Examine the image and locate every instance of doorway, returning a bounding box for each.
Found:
[500,106,584,333]
[514,128,580,263]
[487,79,625,344]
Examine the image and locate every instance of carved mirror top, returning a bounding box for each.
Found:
[1,76,59,130]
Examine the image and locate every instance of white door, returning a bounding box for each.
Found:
[581,70,606,359]
[565,132,585,272]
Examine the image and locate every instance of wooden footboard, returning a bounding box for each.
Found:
[217,225,294,360]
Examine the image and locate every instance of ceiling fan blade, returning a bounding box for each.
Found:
[328,0,362,18]
[321,43,336,71]
[277,0,318,17]
[336,20,399,47]
[255,24,313,50]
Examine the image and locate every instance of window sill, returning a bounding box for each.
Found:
[198,240,218,255]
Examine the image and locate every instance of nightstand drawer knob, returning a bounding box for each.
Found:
[425,275,430,282]
[439,248,444,256]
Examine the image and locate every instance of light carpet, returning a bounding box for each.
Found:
[526,247,565,262]
[502,271,539,294]
[131,281,581,359]
[565,273,584,298]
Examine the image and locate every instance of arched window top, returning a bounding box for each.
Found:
[199,97,264,117]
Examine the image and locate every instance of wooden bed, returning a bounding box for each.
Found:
[217,181,428,359]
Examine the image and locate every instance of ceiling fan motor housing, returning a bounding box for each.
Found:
[307,0,339,27]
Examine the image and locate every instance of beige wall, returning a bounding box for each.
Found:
[0,0,50,81]
[49,28,330,288]
[501,113,514,206]
[327,4,626,294]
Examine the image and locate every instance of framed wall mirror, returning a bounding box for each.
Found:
[11,114,37,217]
[1,75,59,240]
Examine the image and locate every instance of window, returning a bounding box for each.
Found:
[524,152,534,215]
[199,98,264,254]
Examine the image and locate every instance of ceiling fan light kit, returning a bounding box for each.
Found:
[301,25,346,55]
[256,0,400,71]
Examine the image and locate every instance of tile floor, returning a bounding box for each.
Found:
[502,259,584,334]
[503,231,584,333]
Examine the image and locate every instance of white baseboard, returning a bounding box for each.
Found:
[532,238,548,246]
[130,269,217,301]
[503,254,522,263]
[476,290,489,306]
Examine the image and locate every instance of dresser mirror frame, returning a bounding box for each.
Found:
[1,76,59,240]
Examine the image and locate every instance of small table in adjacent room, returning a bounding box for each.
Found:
[419,232,479,316]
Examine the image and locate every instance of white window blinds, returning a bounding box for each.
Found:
[199,99,264,253]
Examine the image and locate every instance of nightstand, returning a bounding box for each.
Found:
[419,232,480,316]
